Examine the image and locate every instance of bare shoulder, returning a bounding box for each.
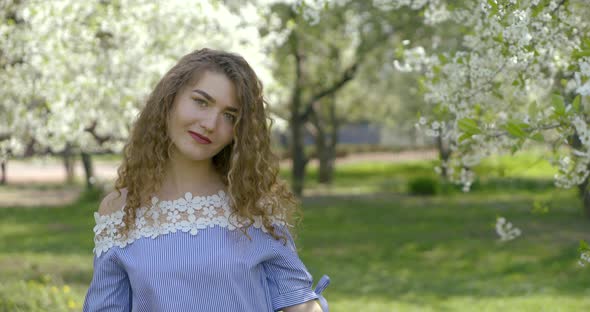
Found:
[97,188,128,216]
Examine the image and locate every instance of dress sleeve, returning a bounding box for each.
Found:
[82,248,132,312]
[263,224,331,312]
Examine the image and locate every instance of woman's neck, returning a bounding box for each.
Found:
[159,152,227,200]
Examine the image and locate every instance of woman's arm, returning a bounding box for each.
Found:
[263,225,330,312]
[83,191,132,312]
[282,299,323,312]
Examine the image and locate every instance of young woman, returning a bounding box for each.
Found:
[83,48,330,312]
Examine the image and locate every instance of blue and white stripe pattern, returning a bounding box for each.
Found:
[82,191,330,312]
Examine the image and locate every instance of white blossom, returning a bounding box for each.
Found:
[496,217,522,241]
[0,0,258,159]
[579,251,590,267]
[394,0,590,195]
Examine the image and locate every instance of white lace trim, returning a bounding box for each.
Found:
[92,190,286,257]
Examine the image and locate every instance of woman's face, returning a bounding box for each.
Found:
[167,70,239,162]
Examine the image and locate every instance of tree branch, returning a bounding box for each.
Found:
[84,121,112,145]
[298,26,395,122]
[488,122,565,139]
[299,61,359,121]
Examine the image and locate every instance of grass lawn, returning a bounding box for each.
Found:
[1,151,589,311]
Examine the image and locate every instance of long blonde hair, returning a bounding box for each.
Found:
[113,48,300,243]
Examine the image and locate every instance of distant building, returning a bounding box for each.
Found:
[270,115,432,149]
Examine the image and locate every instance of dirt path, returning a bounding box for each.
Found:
[0,186,83,208]
[0,149,437,207]
[3,160,119,183]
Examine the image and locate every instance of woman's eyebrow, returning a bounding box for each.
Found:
[192,89,238,112]
[193,89,216,103]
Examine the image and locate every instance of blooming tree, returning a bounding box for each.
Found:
[1,0,238,158]
[391,0,590,264]
[0,0,262,186]
[255,0,427,195]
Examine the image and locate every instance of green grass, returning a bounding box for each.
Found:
[1,151,589,311]
[298,189,590,311]
[282,147,560,197]
[0,190,100,311]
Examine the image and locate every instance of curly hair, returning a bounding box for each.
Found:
[112,48,300,244]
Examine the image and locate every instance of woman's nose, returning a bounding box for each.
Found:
[200,112,219,131]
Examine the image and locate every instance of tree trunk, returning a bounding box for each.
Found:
[317,145,334,184]
[285,19,358,196]
[314,96,339,184]
[288,29,308,198]
[312,105,327,184]
[63,143,75,184]
[436,133,451,180]
[318,144,336,183]
[577,176,590,217]
[1,159,6,185]
[570,130,590,217]
[81,152,95,190]
[291,114,307,197]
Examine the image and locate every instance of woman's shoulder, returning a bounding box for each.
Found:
[97,188,128,216]
[91,188,290,257]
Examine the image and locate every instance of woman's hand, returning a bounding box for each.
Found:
[282,299,323,312]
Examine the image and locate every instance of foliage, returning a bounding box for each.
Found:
[407,175,440,195]
[392,0,590,260]
[395,0,590,193]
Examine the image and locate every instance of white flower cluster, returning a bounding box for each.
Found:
[574,57,590,96]
[395,0,590,193]
[495,217,522,241]
[414,116,448,138]
[423,1,450,25]
[579,251,590,267]
[554,115,590,188]
[432,157,477,192]
[374,0,432,11]
[291,0,329,26]
[0,0,256,159]
[394,46,438,73]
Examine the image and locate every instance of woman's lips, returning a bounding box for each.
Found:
[188,131,211,144]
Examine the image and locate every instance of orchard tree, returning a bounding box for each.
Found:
[393,0,590,264]
[257,0,426,195]
[0,0,242,187]
[0,0,47,182]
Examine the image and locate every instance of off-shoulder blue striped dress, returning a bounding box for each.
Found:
[82,190,330,312]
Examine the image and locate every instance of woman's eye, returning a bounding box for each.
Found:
[224,113,236,122]
[194,98,207,106]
